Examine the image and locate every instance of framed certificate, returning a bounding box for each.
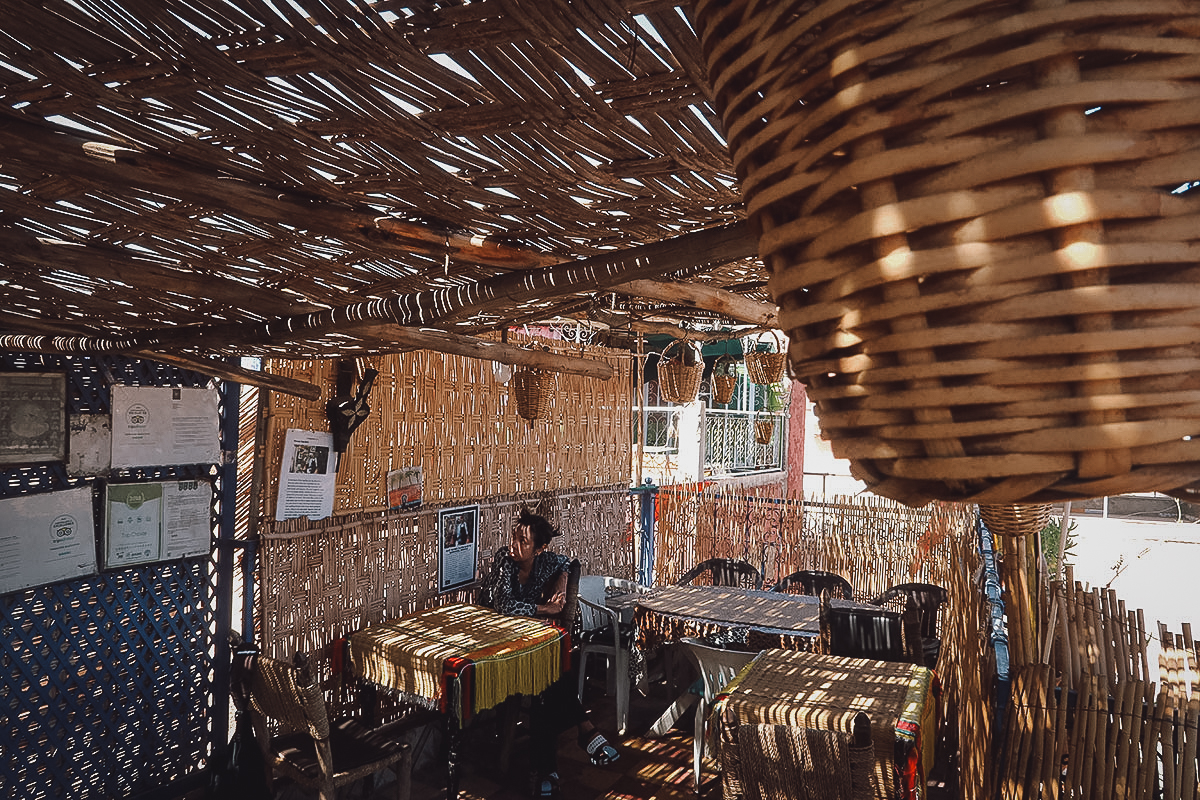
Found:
[0,372,66,465]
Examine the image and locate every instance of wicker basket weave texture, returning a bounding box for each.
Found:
[693,0,1200,506]
[978,503,1054,538]
[713,374,739,405]
[660,339,704,404]
[511,367,556,421]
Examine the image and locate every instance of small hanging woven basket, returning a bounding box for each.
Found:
[511,366,555,421]
[744,330,786,386]
[712,354,739,405]
[979,504,1054,539]
[692,0,1200,505]
[754,415,777,445]
[659,339,703,404]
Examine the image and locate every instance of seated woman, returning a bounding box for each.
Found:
[482,508,619,797]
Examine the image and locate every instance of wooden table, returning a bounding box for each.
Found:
[633,584,867,652]
[348,603,569,798]
[633,585,874,736]
[712,649,937,800]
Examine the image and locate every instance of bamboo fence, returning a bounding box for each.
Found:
[255,484,636,662]
[652,486,965,601]
[994,560,1200,799]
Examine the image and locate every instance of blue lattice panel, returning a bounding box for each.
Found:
[0,354,233,799]
[1,562,213,797]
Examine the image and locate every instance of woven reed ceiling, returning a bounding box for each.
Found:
[0,0,769,362]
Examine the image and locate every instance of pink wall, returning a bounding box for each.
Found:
[786,379,807,499]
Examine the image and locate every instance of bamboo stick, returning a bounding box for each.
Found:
[1113,679,1138,800]
[1027,666,1049,800]
[1164,692,1178,800]
[1183,697,1199,800]
[1080,675,1100,800]
[1141,688,1165,800]
[1049,668,1069,800]
[1066,676,1091,794]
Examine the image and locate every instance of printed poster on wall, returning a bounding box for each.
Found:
[438,505,479,593]
[275,429,336,521]
[0,485,97,595]
[110,385,221,468]
[104,480,213,568]
[386,465,423,510]
[105,482,163,568]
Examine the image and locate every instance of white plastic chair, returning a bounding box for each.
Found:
[576,576,644,735]
[679,637,758,793]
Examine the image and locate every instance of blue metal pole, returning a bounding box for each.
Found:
[632,483,657,586]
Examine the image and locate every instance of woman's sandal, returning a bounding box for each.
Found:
[580,730,620,766]
[531,771,559,798]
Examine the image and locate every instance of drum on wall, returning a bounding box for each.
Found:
[692,0,1200,506]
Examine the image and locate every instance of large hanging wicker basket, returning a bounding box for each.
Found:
[744,330,787,386]
[979,504,1054,539]
[511,367,555,421]
[712,354,740,405]
[659,339,703,404]
[692,0,1200,506]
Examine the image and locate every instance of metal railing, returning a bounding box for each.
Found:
[636,405,785,478]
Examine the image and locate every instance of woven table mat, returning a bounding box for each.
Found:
[637,585,825,631]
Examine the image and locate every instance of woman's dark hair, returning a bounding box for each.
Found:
[517,508,559,549]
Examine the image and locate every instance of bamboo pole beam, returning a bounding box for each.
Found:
[130,350,323,400]
[0,336,322,400]
[589,309,774,342]
[609,279,776,326]
[341,324,615,379]
[1,222,755,355]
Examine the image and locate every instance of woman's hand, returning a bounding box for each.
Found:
[537,589,566,616]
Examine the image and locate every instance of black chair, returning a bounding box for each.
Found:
[822,606,906,662]
[676,558,763,590]
[771,569,853,600]
[870,582,948,668]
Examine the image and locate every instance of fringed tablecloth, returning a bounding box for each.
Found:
[713,649,938,800]
[348,603,567,725]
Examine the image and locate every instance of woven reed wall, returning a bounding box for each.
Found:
[653,486,965,601]
[256,484,635,660]
[993,561,1200,799]
[256,334,631,517]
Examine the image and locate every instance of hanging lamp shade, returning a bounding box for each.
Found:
[692,0,1200,506]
